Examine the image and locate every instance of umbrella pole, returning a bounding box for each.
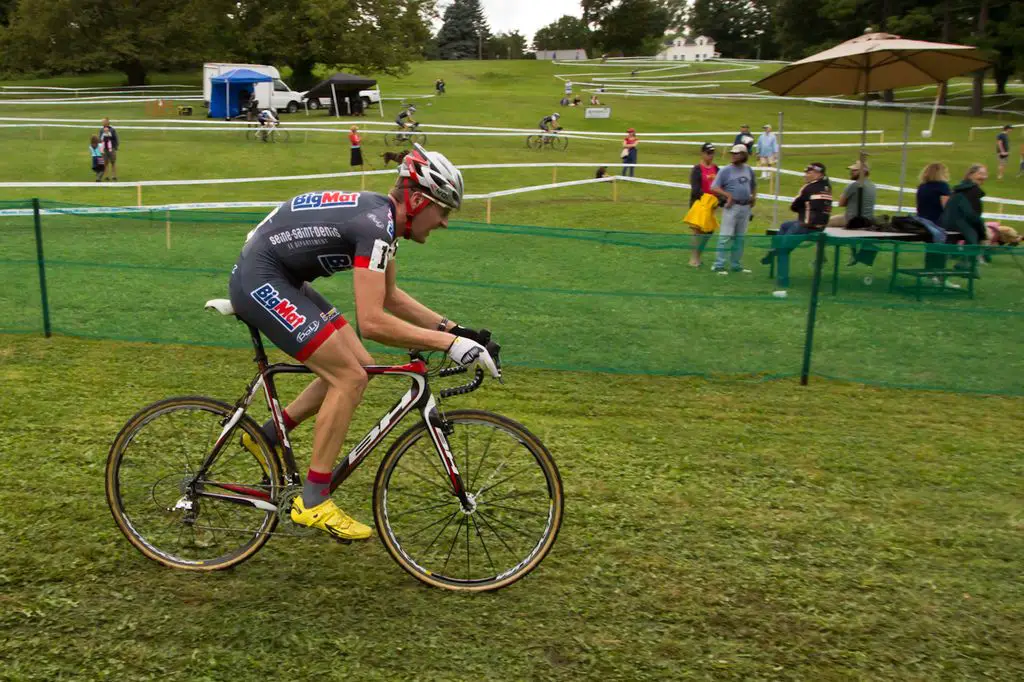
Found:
[331,83,340,119]
[897,108,910,213]
[858,70,869,218]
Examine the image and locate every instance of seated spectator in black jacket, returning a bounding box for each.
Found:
[761,162,832,298]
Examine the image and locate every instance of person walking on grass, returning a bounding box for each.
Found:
[996,125,1011,180]
[709,144,756,274]
[89,135,105,182]
[687,142,719,267]
[621,128,638,177]
[755,124,778,183]
[349,125,363,169]
[99,118,119,181]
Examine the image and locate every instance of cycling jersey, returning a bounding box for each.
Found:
[396,110,414,126]
[539,116,556,130]
[228,191,399,360]
[258,110,277,124]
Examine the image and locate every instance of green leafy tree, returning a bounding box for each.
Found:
[687,0,775,59]
[1,0,234,84]
[532,15,591,51]
[435,0,491,60]
[594,0,669,56]
[233,0,434,89]
[488,31,527,59]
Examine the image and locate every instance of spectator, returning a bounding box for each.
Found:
[621,128,639,177]
[916,162,951,244]
[89,135,105,182]
[941,164,988,269]
[709,144,757,274]
[590,95,601,105]
[760,162,832,298]
[755,124,779,182]
[349,125,363,169]
[572,95,582,107]
[996,124,1011,180]
[238,89,252,113]
[435,78,446,95]
[99,118,119,181]
[830,160,877,226]
[595,166,608,179]
[734,124,754,154]
[687,142,719,268]
[559,96,570,107]
[564,81,573,97]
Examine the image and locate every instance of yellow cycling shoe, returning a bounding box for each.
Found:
[291,497,373,541]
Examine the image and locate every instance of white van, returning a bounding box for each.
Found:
[203,63,380,114]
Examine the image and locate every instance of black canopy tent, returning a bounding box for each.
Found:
[304,73,379,117]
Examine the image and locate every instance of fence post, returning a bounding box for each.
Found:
[552,166,557,185]
[165,210,172,249]
[136,184,142,207]
[800,233,826,385]
[486,197,492,224]
[31,199,52,338]
[361,172,366,191]
[612,178,618,202]
[969,127,975,142]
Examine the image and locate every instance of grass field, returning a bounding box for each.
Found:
[1,60,1023,680]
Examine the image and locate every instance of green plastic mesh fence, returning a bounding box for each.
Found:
[3,202,1023,395]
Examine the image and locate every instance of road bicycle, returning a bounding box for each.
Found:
[105,298,563,592]
[245,124,289,143]
[384,124,426,147]
[526,130,568,152]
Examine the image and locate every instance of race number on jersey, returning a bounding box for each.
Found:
[367,239,396,273]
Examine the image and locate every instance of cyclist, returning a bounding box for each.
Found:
[538,112,560,134]
[395,104,417,140]
[256,108,279,142]
[229,144,499,541]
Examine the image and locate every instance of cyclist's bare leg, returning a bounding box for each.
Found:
[277,324,374,424]
[300,331,370,474]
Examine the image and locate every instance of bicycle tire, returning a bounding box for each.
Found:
[384,133,398,147]
[526,135,543,150]
[245,127,258,141]
[551,135,568,152]
[271,129,290,143]
[106,396,281,571]
[410,133,427,145]
[373,409,563,592]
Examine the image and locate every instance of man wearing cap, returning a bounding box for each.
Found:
[755,124,779,183]
[761,162,832,298]
[734,124,754,154]
[828,160,876,228]
[709,144,757,274]
[996,124,1011,180]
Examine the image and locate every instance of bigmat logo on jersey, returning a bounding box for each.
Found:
[251,283,307,332]
[291,191,360,211]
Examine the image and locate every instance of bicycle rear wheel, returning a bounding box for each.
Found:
[373,409,563,591]
[245,127,258,141]
[526,135,543,150]
[384,133,399,146]
[106,396,281,571]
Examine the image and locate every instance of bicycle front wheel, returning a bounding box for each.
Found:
[409,132,426,145]
[270,129,290,143]
[106,396,281,571]
[551,135,568,152]
[373,409,563,591]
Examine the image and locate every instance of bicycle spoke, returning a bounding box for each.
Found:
[477,509,536,540]
[441,515,466,574]
[476,463,540,498]
[473,442,518,496]
[465,515,471,578]
[419,444,451,490]
[482,501,547,518]
[412,508,460,547]
[396,461,451,495]
[470,514,497,575]
[474,507,517,555]
[470,427,496,491]
[389,499,459,521]
[483,489,548,505]
[386,486,452,504]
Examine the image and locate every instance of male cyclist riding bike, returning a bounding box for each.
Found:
[395,104,417,131]
[228,144,499,540]
[539,112,560,133]
[256,108,279,141]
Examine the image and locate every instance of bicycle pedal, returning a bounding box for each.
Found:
[334,538,352,545]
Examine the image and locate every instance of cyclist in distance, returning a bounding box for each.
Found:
[539,112,561,133]
[256,108,279,141]
[228,144,500,540]
[395,104,417,131]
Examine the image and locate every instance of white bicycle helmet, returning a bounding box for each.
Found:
[408,104,417,112]
[398,143,464,210]
[552,113,560,119]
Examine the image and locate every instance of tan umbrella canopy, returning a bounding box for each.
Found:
[754,32,991,213]
[754,32,990,97]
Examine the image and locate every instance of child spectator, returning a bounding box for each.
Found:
[89,135,105,182]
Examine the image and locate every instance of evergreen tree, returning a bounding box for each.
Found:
[435,0,491,60]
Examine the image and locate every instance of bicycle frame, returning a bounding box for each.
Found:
[191,324,470,513]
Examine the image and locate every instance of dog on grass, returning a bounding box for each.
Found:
[382,150,409,166]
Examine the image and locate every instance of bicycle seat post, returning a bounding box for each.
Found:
[247,323,270,367]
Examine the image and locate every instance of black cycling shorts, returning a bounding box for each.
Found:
[229,258,347,362]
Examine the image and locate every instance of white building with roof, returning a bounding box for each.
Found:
[534,49,589,61]
[656,35,719,61]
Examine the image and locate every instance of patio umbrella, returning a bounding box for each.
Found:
[754,31,990,212]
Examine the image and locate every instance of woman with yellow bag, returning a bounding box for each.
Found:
[683,143,720,267]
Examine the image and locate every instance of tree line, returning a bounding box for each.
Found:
[0,0,1018,97]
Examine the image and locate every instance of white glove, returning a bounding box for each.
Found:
[447,337,500,379]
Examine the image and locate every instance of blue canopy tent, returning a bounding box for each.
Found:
[209,68,273,119]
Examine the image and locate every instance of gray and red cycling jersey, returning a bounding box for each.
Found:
[228,190,399,361]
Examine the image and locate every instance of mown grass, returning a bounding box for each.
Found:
[0,334,1022,680]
